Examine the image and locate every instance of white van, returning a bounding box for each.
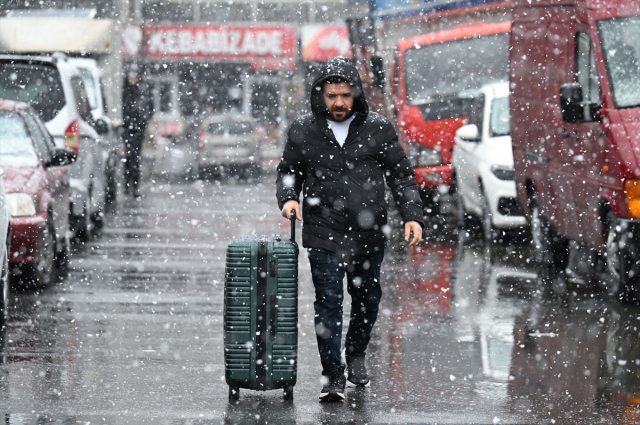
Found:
[68,57,121,204]
[0,53,108,240]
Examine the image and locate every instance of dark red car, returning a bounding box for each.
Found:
[0,100,76,287]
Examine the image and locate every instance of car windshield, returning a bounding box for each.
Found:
[208,121,253,135]
[0,63,65,122]
[404,33,509,105]
[0,112,39,167]
[78,67,98,110]
[490,97,510,137]
[598,15,640,108]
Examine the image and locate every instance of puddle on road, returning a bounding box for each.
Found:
[2,179,640,424]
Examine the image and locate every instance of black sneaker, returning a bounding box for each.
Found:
[346,354,370,387]
[319,373,346,402]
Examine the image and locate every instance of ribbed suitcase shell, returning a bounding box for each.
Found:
[224,235,298,400]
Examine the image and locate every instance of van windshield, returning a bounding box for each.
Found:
[78,68,98,110]
[0,63,65,122]
[404,33,509,106]
[0,112,39,168]
[598,16,640,109]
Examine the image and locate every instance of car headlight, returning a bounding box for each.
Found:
[7,193,36,217]
[491,165,515,181]
[409,143,443,167]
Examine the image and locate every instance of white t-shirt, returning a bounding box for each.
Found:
[327,115,356,147]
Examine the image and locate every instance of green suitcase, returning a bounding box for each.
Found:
[224,215,298,401]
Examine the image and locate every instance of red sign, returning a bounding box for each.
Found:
[301,26,352,62]
[144,25,298,70]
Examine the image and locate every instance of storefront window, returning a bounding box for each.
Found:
[251,81,281,125]
[256,2,310,25]
[179,64,247,117]
[200,2,252,22]
[159,81,174,113]
[311,2,347,23]
[143,1,194,23]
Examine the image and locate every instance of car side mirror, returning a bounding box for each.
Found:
[47,148,77,167]
[371,56,385,88]
[95,118,110,135]
[457,124,480,141]
[560,83,585,123]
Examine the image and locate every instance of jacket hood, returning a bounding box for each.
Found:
[310,57,369,118]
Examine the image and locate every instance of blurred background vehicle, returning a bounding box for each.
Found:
[198,114,261,180]
[0,54,108,242]
[68,56,121,204]
[142,115,198,182]
[0,100,76,287]
[452,82,527,243]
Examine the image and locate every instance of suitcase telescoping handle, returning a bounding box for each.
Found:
[290,210,296,242]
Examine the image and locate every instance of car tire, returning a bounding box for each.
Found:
[72,207,89,244]
[481,192,497,244]
[529,192,568,270]
[0,247,9,325]
[55,230,70,275]
[456,189,474,230]
[33,220,56,288]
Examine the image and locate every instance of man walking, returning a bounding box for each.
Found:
[122,67,150,198]
[276,57,424,402]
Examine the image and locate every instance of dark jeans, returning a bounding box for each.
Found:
[308,248,384,376]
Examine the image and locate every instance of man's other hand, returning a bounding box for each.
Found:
[282,200,301,221]
[404,221,422,247]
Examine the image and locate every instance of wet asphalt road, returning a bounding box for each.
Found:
[3,175,640,424]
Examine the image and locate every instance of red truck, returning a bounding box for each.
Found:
[510,0,640,299]
[346,1,512,214]
[393,22,511,213]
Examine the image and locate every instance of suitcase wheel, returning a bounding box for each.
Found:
[283,385,293,401]
[229,386,240,402]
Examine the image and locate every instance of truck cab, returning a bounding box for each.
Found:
[393,22,511,214]
[510,0,640,299]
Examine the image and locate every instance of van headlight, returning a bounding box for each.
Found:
[7,193,36,217]
[409,143,443,167]
[491,166,515,181]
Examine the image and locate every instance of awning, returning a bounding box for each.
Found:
[0,18,113,54]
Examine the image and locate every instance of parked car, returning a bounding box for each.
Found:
[0,53,109,241]
[0,167,10,322]
[198,114,261,179]
[453,82,528,242]
[0,100,76,287]
[510,0,640,299]
[68,57,121,204]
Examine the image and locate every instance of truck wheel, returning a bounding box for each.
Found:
[600,211,627,300]
[529,193,568,270]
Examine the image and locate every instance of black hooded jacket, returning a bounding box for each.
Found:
[276,57,423,256]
